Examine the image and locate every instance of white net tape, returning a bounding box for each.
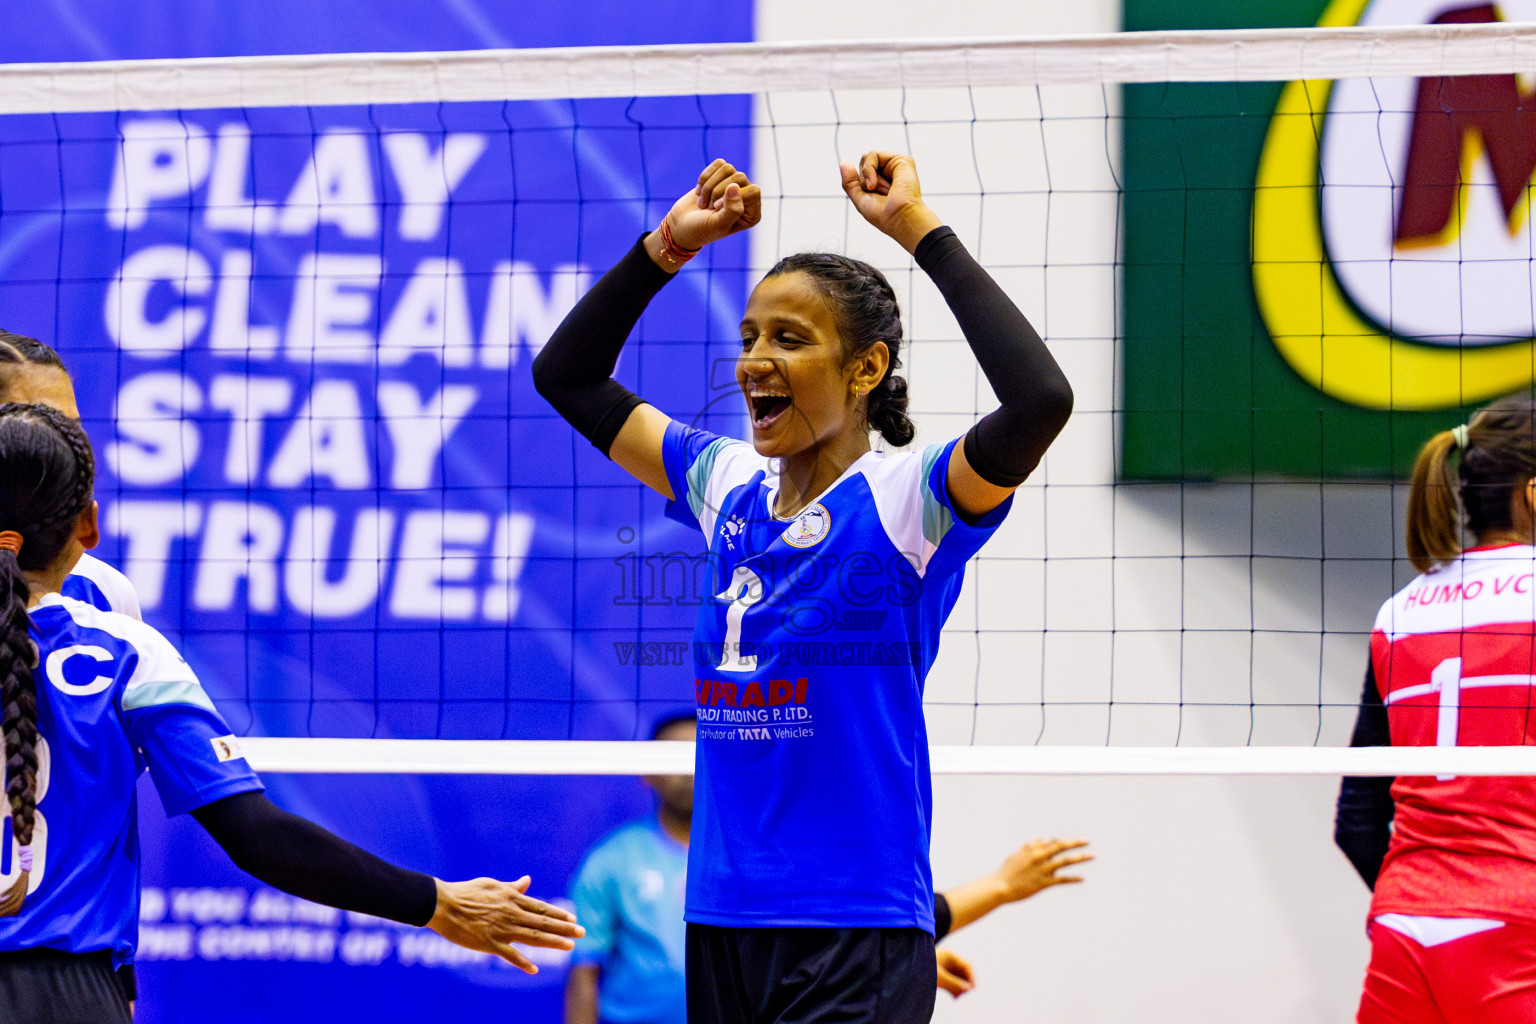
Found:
[0,22,1532,113]
[238,739,1536,776]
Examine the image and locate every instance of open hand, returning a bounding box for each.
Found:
[662,158,762,252]
[995,838,1093,902]
[427,875,583,974]
[838,150,943,254]
[936,947,976,998]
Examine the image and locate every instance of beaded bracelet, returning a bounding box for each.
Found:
[658,217,700,268]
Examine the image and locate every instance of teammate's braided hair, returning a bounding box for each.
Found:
[0,330,67,402]
[765,253,915,448]
[1407,395,1536,573]
[0,402,95,916]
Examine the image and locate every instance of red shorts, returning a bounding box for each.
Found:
[1358,918,1536,1024]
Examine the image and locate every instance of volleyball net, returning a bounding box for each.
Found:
[7,21,1535,774]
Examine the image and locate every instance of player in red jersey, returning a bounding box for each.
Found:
[1336,395,1536,1024]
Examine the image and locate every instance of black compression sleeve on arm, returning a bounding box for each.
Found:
[1334,663,1395,889]
[192,791,438,927]
[912,226,1074,489]
[532,234,674,457]
[934,892,953,942]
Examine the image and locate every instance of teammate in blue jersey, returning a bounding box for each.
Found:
[0,402,583,1023]
[535,151,1073,1023]
[1,331,141,621]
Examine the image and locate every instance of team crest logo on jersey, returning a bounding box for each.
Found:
[1252,0,1536,409]
[210,735,246,762]
[782,504,831,548]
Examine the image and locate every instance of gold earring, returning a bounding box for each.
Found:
[854,384,862,397]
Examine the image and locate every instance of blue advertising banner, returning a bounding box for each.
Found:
[0,1,751,1020]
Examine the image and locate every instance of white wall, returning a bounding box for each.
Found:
[754,3,1382,1021]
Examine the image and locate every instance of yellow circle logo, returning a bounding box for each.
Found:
[1253,0,1536,410]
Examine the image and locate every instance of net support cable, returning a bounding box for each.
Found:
[239,740,1536,777]
[1,22,1535,113]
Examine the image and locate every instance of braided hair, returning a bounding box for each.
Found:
[764,254,916,448]
[0,331,67,403]
[0,402,95,916]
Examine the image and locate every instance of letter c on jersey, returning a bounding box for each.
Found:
[45,645,116,696]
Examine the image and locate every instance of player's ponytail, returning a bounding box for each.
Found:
[764,253,916,448]
[0,402,96,916]
[1407,395,1536,574]
[1406,429,1462,574]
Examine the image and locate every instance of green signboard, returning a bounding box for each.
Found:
[1122,0,1531,479]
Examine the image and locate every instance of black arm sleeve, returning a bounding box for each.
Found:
[1334,662,1395,890]
[532,234,674,457]
[913,226,1075,489]
[192,791,438,927]
[934,892,953,942]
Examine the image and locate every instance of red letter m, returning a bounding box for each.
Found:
[1396,5,1536,245]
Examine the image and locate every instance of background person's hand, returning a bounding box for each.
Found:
[995,838,1093,902]
[838,150,943,254]
[427,875,584,974]
[660,157,762,253]
[936,947,976,998]
[941,837,1094,935]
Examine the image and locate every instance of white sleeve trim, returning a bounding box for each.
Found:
[862,449,939,576]
[47,595,213,712]
[690,439,769,540]
[69,553,143,621]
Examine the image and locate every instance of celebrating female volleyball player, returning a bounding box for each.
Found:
[535,151,1072,1022]
[1336,395,1536,1024]
[0,403,582,1023]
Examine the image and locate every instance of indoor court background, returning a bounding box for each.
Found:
[0,0,1421,1020]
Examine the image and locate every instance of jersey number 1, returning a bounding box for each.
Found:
[716,566,763,674]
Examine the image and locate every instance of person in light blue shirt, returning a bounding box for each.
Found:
[566,713,693,1024]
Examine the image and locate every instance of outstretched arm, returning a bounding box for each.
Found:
[194,790,582,973]
[940,837,1092,935]
[840,151,1074,520]
[533,159,761,498]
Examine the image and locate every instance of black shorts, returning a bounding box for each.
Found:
[687,923,937,1024]
[0,949,132,1024]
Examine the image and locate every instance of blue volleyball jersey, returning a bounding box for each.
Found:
[661,422,1010,930]
[0,593,263,967]
[62,553,142,620]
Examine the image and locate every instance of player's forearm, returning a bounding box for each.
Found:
[192,791,437,926]
[564,965,601,1024]
[532,234,674,457]
[940,874,1014,935]
[913,225,1073,487]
